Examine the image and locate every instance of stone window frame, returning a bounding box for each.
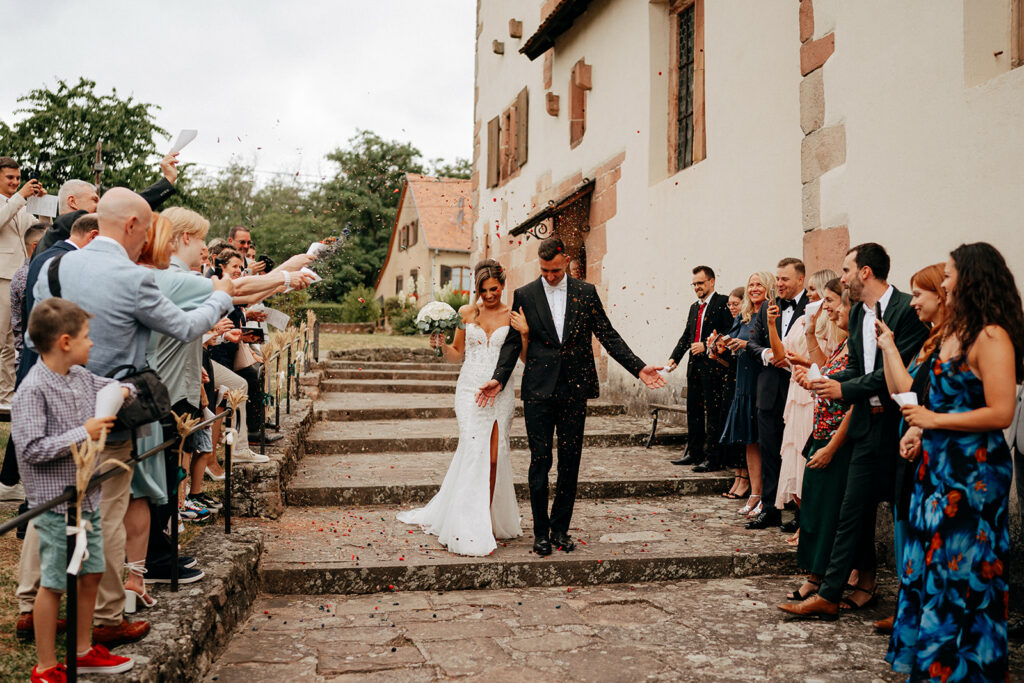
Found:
[486,88,530,188]
[667,0,706,174]
[569,60,591,148]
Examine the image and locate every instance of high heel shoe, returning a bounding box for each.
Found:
[738,494,761,516]
[124,561,156,614]
[722,475,750,500]
[205,466,225,481]
[748,500,763,518]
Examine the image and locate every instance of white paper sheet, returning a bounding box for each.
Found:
[263,307,291,330]
[805,299,823,317]
[95,383,125,418]
[306,241,328,256]
[169,129,198,154]
[300,267,322,282]
[806,363,823,382]
[26,194,58,218]
[891,392,919,407]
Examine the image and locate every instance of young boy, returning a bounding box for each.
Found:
[13,298,136,682]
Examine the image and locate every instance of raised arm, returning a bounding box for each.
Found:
[876,319,915,395]
[135,273,234,343]
[839,305,927,403]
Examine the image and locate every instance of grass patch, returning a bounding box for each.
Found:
[317,332,430,353]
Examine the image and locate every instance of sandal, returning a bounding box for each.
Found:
[839,587,877,611]
[738,494,761,516]
[787,579,820,601]
[722,475,750,500]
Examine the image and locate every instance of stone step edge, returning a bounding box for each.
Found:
[284,474,729,506]
[314,403,627,421]
[303,432,687,454]
[259,549,797,595]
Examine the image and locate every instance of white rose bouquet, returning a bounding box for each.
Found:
[415,301,462,356]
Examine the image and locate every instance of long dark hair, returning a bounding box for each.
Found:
[948,243,1024,380]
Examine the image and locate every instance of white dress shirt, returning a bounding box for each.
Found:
[861,284,895,375]
[541,276,568,342]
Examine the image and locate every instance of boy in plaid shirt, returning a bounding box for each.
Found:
[13,298,136,681]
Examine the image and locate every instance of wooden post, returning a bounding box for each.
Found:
[92,140,104,190]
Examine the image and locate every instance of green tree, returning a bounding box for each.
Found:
[429,157,471,179]
[0,77,169,191]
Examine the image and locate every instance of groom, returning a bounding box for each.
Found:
[477,237,665,556]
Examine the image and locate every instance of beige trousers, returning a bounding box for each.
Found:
[15,440,135,624]
[0,278,15,402]
[211,361,249,447]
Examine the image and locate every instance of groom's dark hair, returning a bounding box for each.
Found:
[537,237,566,261]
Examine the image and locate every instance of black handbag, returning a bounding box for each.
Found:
[105,364,172,430]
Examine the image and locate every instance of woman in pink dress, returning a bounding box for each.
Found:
[769,269,840,544]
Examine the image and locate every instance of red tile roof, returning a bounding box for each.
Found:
[405,174,472,252]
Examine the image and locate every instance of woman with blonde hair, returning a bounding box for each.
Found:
[719,271,777,518]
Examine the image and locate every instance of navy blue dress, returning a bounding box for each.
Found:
[720,315,761,445]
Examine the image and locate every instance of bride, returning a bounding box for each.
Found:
[397,259,524,555]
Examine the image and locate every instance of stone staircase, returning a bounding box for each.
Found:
[242,359,799,596]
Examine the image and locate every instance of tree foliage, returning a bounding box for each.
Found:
[0,77,169,191]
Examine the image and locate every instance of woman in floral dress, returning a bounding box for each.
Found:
[887,243,1024,682]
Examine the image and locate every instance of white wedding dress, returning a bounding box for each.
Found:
[397,323,522,555]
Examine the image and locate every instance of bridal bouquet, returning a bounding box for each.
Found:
[416,301,461,356]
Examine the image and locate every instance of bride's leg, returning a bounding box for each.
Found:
[489,420,498,504]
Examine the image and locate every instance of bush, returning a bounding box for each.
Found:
[339,286,381,323]
[289,302,347,325]
[267,289,311,321]
[434,284,470,310]
[390,306,421,335]
[383,294,416,319]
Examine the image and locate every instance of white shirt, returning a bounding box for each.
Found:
[760,290,805,366]
[861,284,895,374]
[541,276,568,342]
[63,239,81,250]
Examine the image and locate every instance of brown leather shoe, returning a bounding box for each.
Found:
[92,617,150,647]
[874,615,895,633]
[16,612,67,642]
[778,594,839,621]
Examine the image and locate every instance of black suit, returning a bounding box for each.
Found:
[746,291,808,515]
[493,276,645,538]
[668,292,734,464]
[818,287,927,602]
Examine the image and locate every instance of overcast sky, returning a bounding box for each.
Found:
[1,0,475,182]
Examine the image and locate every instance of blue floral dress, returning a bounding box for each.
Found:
[886,357,1011,682]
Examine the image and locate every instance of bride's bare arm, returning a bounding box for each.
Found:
[434,305,474,363]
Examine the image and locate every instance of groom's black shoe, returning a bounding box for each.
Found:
[533,536,552,556]
[692,459,721,473]
[670,448,701,466]
[551,532,575,552]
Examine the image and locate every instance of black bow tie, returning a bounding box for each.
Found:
[779,299,796,310]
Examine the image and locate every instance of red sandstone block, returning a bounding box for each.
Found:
[799,0,814,43]
[800,33,834,76]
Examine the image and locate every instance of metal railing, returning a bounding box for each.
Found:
[0,318,320,681]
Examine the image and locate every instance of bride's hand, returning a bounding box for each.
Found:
[509,307,529,336]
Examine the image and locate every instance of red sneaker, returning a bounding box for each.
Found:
[30,663,67,682]
[75,644,134,674]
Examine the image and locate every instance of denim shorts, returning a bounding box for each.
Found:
[185,426,213,454]
[36,508,104,592]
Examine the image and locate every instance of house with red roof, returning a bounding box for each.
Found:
[374,173,473,304]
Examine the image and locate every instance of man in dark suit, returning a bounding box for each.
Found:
[745,257,808,529]
[780,242,927,619]
[666,265,735,471]
[478,237,665,556]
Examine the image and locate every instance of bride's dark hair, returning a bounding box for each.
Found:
[474,259,505,294]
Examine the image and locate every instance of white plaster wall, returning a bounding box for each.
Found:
[475,0,802,398]
[818,0,1024,288]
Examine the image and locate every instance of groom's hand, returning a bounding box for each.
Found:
[476,379,502,407]
[639,366,666,389]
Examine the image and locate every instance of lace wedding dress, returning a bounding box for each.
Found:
[397,323,522,555]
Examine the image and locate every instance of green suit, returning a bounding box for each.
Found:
[819,287,928,603]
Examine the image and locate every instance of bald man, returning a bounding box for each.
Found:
[21,187,235,645]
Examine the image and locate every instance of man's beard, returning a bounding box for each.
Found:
[847,279,863,303]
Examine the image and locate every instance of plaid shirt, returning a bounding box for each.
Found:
[12,362,134,513]
[10,259,28,354]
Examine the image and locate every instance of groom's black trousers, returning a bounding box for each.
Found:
[523,390,588,539]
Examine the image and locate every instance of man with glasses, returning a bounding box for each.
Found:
[665,266,735,471]
[227,226,266,274]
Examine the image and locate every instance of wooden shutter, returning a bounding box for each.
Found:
[516,88,529,168]
[486,116,500,187]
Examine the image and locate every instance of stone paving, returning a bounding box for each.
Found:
[207,575,986,682]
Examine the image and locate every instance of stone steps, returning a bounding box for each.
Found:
[315,393,626,422]
[304,416,685,455]
[327,360,448,371]
[285,446,723,506]
[252,495,797,595]
[326,369,462,381]
[322,379,460,394]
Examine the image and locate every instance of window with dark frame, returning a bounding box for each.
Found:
[440,265,453,287]
[396,276,403,295]
[676,5,696,171]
